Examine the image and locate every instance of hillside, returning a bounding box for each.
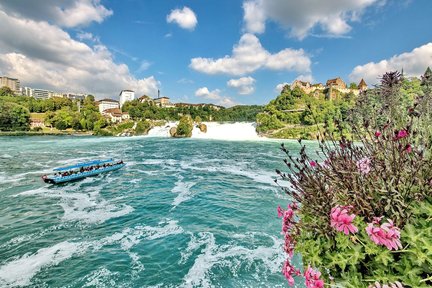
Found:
[256,85,356,139]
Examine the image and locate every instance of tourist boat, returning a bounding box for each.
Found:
[41,159,126,184]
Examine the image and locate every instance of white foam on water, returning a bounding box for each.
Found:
[82,267,119,288]
[180,232,284,288]
[58,191,134,224]
[0,224,66,250]
[0,241,90,287]
[0,153,13,159]
[146,122,176,137]
[145,121,268,141]
[88,219,184,251]
[17,183,133,225]
[0,220,184,287]
[179,160,277,187]
[192,122,263,141]
[171,175,197,209]
[0,172,26,186]
[16,186,50,196]
[129,252,145,278]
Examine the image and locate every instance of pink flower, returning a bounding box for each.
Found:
[304,266,324,288]
[396,129,408,139]
[375,131,382,137]
[282,208,295,233]
[330,206,358,235]
[277,205,284,218]
[278,203,298,235]
[310,161,317,167]
[356,157,371,175]
[366,218,402,250]
[283,232,296,258]
[282,259,300,286]
[403,144,412,153]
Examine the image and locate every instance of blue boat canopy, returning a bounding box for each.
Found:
[53,159,114,171]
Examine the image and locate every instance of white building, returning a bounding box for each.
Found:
[32,88,52,99]
[64,93,87,100]
[0,76,20,94]
[97,99,120,113]
[23,87,33,97]
[119,90,135,108]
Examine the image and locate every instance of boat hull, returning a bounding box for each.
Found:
[44,163,125,184]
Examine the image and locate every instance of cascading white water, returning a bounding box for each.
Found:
[145,122,264,141]
[192,122,262,141]
[146,122,177,137]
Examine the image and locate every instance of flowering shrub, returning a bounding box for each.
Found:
[275,71,432,287]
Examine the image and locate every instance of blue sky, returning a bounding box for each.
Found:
[0,0,431,106]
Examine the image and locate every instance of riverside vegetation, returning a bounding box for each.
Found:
[0,86,262,136]
[275,69,432,287]
[255,73,426,139]
[0,71,427,139]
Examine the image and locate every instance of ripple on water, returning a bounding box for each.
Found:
[0,220,184,287]
[180,231,284,288]
[16,179,134,225]
[171,174,198,209]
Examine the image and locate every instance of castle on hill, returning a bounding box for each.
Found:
[289,77,368,100]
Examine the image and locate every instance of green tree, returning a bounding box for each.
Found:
[0,102,30,131]
[55,119,68,130]
[71,117,82,130]
[135,120,151,135]
[176,115,193,137]
[84,95,95,105]
[256,113,284,133]
[0,86,14,96]
[349,82,358,89]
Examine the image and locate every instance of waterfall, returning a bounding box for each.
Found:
[146,122,176,137]
[192,122,262,140]
[145,122,263,140]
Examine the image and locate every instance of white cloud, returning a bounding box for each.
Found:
[137,60,152,72]
[217,97,238,107]
[349,43,432,85]
[76,31,99,43]
[195,87,221,100]
[0,11,160,99]
[0,0,113,28]
[195,87,238,107]
[166,7,197,31]
[275,82,289,93]
[295,74,314,83]
[177,78,194,84]
[227,76,256,95]
[190,33,311,76]
[243,0,266,34]
[242,0,383,39]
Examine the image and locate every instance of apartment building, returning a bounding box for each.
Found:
[0,76,21,94]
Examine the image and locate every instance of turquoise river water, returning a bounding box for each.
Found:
[0,136,308,287]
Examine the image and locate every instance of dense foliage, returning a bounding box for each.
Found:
[256,86,355,138]
[0,101,30,131]
[275,70,432,287]
[174,115,194,137]
[122,99,263,122]
[0,91,107,133]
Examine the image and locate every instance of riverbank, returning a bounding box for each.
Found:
[0,130,93,136]
[0,122,327,140]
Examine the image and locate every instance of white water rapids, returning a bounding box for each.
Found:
[146,122,263,141]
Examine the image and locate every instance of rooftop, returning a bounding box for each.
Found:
[98,98,119,103]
